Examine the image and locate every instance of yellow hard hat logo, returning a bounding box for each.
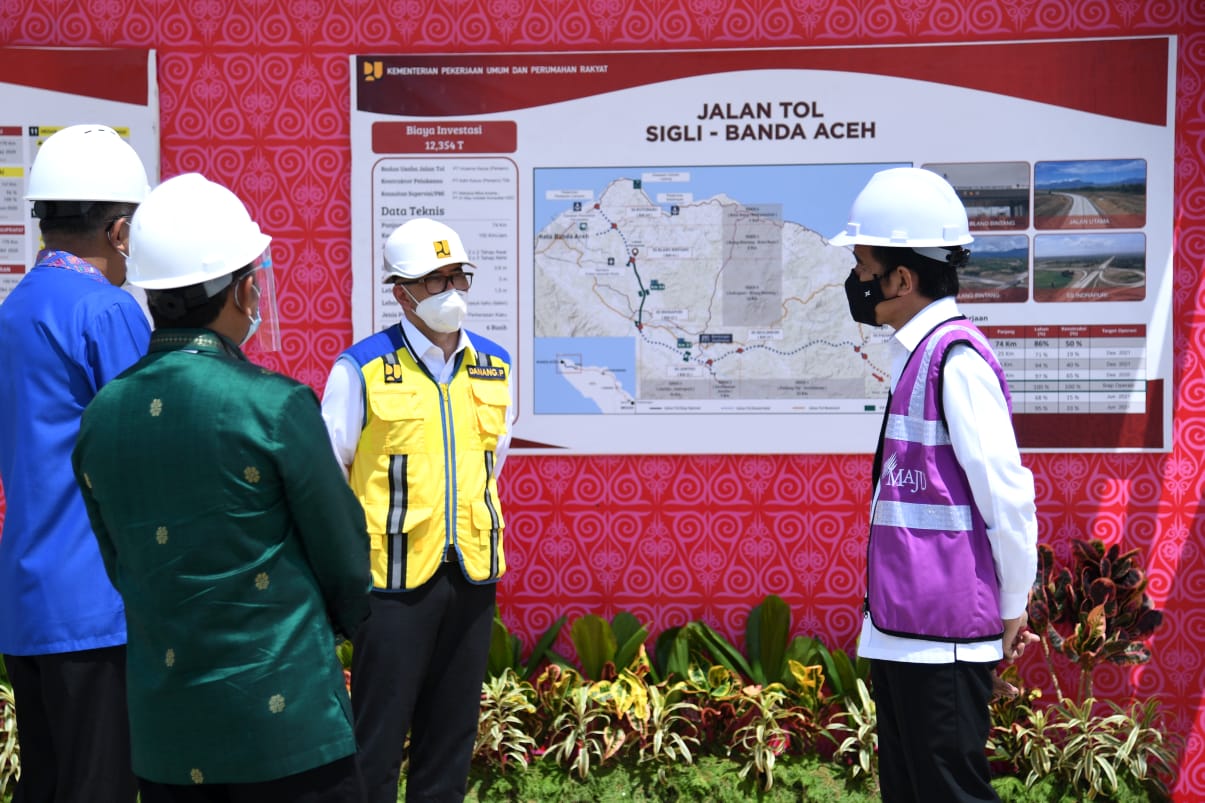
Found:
[433,239,451,259]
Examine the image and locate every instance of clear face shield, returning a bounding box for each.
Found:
[239,248,281,353]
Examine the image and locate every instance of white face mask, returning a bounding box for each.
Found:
[412,288,468,333]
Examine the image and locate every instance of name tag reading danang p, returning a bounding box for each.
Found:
[466,365,505,380]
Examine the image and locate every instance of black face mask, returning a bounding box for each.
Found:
[844,269,888,326]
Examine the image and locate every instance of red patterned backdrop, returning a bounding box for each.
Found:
[2,0,1203,798]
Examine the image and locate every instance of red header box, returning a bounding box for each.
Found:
[372,121,517,154]
[0,127,21,136]
[0,264,26,275]
[1095,324,1145,338]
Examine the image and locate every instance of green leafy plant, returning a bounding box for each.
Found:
[746,595,833,691]
[649,624,692,683]
[992,694,1175,800]
[667,595,816,686]
[811,641,870,706]
[488,612,567,681]
[679,663,748,750]
[986,664,1044,773]
[335,638,353,695]
[568,612,647,681]
[656,597,861,705]
[731,683,807,791]
[0,673,18,799]
[990,537,1178,800]
[473,669,538,772]
[989,659,1176,802]
[1008,697,1061,783]
[453,613,1176,802]
[633,680,699,771]
[824,677,877,786]
[680,619,754,678]
[529,662,580,727]
[1028,539,1163,702]
[545,683,623,779]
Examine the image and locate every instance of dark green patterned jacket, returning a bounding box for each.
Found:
[73,328,371,785]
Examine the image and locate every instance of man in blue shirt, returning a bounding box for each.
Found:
[0,124,150,802]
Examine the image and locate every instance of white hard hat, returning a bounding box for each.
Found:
[26,124,150,204]
[382,217,474,283]
[126,173,271,291]
[829,167,973,250]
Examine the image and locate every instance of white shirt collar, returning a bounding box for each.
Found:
[398,315,472,382]
[892,295,962,355]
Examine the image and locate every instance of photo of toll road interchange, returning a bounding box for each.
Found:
[1034,158,1147,229]
[1033,232,1147,302]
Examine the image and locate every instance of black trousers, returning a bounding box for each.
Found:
[353,565,496,803]
[870,658,999,803]
[136,756,360,803]
[5,645,137,803]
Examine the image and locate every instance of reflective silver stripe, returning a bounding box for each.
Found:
[884,413,950,446]
[872,500,974,531]
[477,352,502,579]
[904,327,947,419]
[386,454,407,533]
[483,451,500,578]
[388,533,406,590]
[953,324,995,354]
[385,454,408,590]
[905,322,993,420]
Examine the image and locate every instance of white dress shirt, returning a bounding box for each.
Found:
[320,317,513,479]
[857,296,1038,664]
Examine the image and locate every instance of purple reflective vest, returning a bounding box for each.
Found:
[866,318,1010,642]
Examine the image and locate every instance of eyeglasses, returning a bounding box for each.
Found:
[103,214,131,234]
[400,271,473,294]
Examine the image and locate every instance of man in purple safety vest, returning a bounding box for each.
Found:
[831,167,1039,802]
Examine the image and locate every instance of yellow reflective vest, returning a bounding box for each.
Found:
[340,326,509,590]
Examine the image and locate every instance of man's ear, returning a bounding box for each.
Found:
[233,272,257,314]
[391,282,411,309]
[108,215,132,255]
[893,265,916,296]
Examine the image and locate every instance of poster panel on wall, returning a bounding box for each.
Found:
[350,37,1174,454]
[0,47,159,315]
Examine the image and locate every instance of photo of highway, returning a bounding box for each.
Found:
[958,234,1029,303]
[1033,232,1146,302]
[924,161,1029,231]
[1034,159,1147,229]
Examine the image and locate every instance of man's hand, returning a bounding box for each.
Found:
[1001,612,1038,662]
[991,672,1020,700]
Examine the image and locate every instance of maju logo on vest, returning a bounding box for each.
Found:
[881,453,928,493]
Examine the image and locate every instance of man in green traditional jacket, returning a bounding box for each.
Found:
[72,173,372,803]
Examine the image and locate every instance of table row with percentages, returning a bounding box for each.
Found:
[980,324,1146,415]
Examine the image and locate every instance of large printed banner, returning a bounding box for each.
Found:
[350,37,1175,454]
[0,47,159,310]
